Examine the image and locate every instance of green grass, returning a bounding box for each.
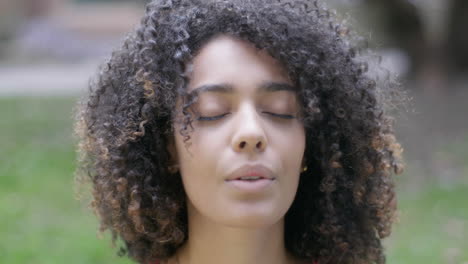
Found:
[0,97,467,263]
[385,184,468,263]
[0,97,132,264]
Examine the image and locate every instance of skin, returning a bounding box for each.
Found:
[166,35,307,264]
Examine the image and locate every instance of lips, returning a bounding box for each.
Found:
[225,164,276,181]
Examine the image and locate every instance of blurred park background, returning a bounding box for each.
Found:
[0,0,467,263]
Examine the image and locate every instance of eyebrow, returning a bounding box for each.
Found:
[188,81,297,96]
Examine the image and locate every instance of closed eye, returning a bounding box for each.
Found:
[263,112,295,119]
[197,113,230,121]
[196,112,295,121]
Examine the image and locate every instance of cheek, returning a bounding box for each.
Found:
[271,123,306,169]
[283,127,305,202]
[174,127,224,186]
[181,127,225,165]
[174,129,227,219]
[270,123,305,190]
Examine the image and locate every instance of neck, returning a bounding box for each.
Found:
[172,201,301,264]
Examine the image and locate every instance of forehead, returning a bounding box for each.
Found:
[186,35,292,93]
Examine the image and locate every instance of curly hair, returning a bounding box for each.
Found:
[74,0,405,263]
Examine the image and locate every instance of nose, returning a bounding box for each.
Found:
[231,104,268,153]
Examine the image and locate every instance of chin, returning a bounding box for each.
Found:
[215,203,288,228]
[222,218,283,229]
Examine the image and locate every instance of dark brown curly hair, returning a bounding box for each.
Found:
[74,0,405,263]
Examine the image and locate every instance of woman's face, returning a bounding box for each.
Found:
[170,35,306,228]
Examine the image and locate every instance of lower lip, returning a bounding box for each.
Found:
[225,178,275,192]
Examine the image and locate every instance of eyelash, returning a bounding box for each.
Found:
[197,112,295,121]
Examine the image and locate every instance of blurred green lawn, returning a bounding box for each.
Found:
[1,97,467,264]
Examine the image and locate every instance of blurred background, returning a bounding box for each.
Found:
[0,0,466,263]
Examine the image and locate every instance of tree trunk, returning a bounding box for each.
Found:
[446,0,468,74]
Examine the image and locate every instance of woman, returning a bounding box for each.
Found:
[74,0,405,263]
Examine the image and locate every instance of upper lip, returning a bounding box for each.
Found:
[225,164,276,181]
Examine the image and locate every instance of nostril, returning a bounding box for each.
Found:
[256,142,262,149]
[239,142,246,148]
